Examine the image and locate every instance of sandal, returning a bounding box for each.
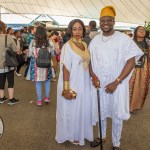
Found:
[112,146,121,150]
[71,140,79,145]
[90,137,106,147]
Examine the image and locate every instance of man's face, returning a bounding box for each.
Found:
[100,16,115,33]
[33,27,37,34]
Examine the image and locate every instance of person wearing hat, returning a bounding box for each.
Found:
[89,6,143,150]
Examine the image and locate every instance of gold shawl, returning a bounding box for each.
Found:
[68,38,90,70]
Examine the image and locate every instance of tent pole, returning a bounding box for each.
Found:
[0,6,1,20]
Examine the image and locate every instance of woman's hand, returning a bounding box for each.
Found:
[105,80,119,94]
[92,79,100,88]
[16,50,22,55]
[62,90,73,100]
[91,76,100,88]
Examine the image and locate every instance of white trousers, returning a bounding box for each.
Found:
[99,118,123,147]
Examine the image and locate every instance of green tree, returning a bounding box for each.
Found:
[145,21,150,31]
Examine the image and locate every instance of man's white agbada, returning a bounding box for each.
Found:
[89,31,143,125]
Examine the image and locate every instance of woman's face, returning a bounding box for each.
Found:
[137,27,146,38]
[72,22,83,40]
[9,29,14,35]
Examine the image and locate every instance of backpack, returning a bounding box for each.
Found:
[36,47,51,68]
[3,35,18,67]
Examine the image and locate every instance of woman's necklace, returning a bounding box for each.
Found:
[70,37,85,51]
[71,37,82,46]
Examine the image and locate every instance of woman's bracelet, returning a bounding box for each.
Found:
[63,80,70,90]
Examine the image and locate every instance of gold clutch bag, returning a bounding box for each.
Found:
[62,89,77,99]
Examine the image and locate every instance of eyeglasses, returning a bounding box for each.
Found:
[137,29,145,32]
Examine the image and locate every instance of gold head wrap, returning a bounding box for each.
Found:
[100,6,116,18]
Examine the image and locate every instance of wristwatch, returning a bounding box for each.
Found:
[116,78,122,84]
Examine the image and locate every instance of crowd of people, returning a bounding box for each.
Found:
[0,5,150,150]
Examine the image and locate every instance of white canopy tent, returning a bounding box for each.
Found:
[0,0,150,25]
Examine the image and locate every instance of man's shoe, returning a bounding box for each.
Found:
[90,137,106,147]
[112,146,121,150]
[0,96,8,104]
[8,98,19,105]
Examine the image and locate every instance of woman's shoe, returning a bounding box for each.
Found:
[36,101,42,106]
[71,140,79,145]
[0,96,8,104]
[44,97,50,103]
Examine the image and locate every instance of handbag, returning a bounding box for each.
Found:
[16,54,25,65]
[3,35,18,67]
[135,55,145,68]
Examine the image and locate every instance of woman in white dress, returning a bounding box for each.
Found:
[55,19,93,146]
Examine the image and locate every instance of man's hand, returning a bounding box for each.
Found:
[105,80,119,94]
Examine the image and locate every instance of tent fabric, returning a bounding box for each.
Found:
[0,0,150,25]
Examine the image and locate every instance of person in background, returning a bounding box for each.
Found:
[55,19,93,146]
[83,26,92,46]
[49,31,59,82]
[89,6,143,150]
[28,26,52,106]
[59,31,65,49]
[0,21,20,105]
[6,27,14,36]
[62,28,71,44]
[20,26,28,50]
[89,20,99,39]
[145,30,150,46]
[129,26,150,114]
[24,26,37,78]
[127,33,133,39]
[13,30,26,77]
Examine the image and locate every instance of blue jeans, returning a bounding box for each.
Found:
[35,79,50,101]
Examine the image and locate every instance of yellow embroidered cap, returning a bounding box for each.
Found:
[100,6,116,18]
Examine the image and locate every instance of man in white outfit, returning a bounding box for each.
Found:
[89,6,143,150]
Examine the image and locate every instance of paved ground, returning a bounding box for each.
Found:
[0,68,150,150]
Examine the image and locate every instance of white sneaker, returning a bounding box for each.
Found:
[16,72,22,77]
